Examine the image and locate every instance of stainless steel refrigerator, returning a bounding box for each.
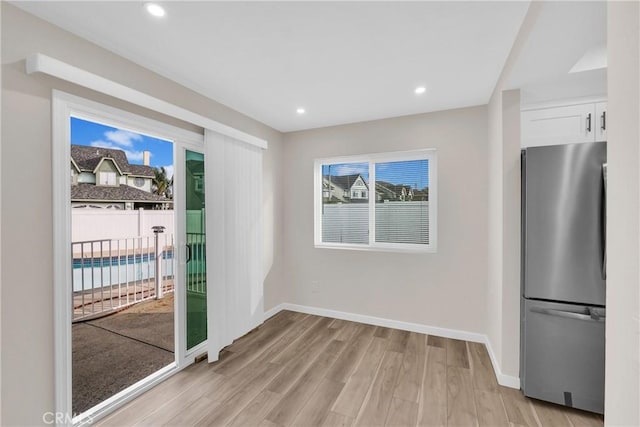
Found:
[521,141,606,414]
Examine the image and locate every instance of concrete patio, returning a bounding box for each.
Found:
[72,294,175,414]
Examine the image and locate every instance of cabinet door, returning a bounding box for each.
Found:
[595,102,607,142]
[522,104,595,148]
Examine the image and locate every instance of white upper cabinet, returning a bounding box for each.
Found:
[521,100,607,148]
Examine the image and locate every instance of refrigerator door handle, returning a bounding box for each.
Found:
[602,164,607,280]
[530,306,605,323]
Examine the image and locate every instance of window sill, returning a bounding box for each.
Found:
[314,242,436,254]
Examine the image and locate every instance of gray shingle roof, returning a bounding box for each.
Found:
[70,145,155,178]
[376,181,409,194]
[323,174,366,190]
[128,164,156,177]
[71,183,171,203]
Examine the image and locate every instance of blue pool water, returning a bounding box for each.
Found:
[72,250,174,269]
[72,251,175,292]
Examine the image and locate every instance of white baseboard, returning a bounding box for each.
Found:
[281,303,489,342]
[482,336,521,389]
[263,302,520,389]
[263,303,284,321]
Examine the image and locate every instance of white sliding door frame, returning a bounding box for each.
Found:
[52,91,204,426]
[174,142,208,359]
[45,55,268,426]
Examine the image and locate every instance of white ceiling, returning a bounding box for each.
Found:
[13,1,531,132]
[505,1,607,105]
[12,2,608,131]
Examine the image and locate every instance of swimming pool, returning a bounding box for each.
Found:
[72,251,175,292]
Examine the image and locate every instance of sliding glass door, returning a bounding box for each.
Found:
[184,150,207,350]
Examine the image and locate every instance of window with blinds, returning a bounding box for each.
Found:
[314,150,437,252]
[321,162,369,244]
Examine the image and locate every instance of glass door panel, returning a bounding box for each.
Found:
[185,150,206,349]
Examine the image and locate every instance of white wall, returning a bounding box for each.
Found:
[486,1,541,382]
[501,89,522,379]
[487,4,640,424]
[1,4,284,425]
[487,80,504,376]
[605,2,640,425]
[0,3,3,421]
[283,106,489,335]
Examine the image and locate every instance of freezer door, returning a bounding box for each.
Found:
[523,141,606,305]
[522,299,605,414]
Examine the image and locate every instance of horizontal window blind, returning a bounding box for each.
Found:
[375,159,429,245]
[321,162,369,244]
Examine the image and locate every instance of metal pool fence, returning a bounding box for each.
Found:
[71,234,175,321]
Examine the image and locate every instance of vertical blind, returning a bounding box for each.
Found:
[206,129,264,361]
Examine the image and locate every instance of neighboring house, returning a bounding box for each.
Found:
[323,174,427,203]
[70,144,172,210]
[375,181,424,202]
[322,174,368,202]
[374,181,402,202]
[412,188,429,201]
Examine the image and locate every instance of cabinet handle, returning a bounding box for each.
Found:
[586,113,592,132]
[601,111,606,131]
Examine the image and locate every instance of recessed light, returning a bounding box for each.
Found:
[145,3,166,17]
[296,108,306,115]
[415,86,427,95]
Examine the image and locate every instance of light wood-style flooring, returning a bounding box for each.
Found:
[97,310,604,427]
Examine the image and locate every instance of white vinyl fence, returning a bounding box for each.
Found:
[322,201,429,245]
[72,209,175,242]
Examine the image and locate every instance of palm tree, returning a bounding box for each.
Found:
[152,166,173,199]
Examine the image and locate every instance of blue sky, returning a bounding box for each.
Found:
[71,117,174,178]
[322,159,429,189]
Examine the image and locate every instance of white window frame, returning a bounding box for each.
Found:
[314,149,437,253]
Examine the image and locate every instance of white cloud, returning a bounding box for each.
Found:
[89,141,146,163]
[124,150,145,163]
[103,129,142,148]
[88,128,149,164]
[161,165,174,180]
[89,141,115,150]
[330,163,368,176]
